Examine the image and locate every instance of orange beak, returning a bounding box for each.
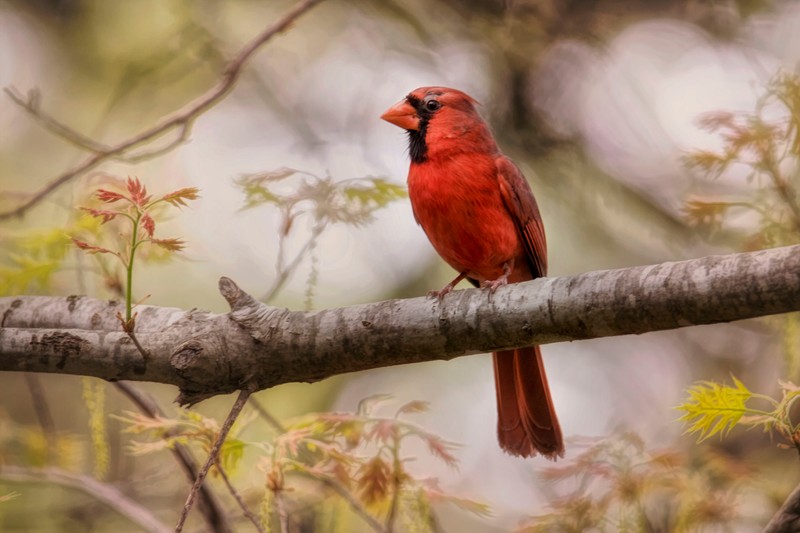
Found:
[380,99,419,131]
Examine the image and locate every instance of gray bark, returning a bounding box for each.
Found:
[1,244,799,405]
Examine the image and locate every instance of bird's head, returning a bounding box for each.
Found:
[381,87,494,163]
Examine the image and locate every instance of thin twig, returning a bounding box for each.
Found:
[262,221,325,302]
[0,465,170,533]
[215,460,265,533]
[0,0,325,221]
[5,88,113,153]
[125,330,151,361]
[114,382,233,533]
[175,388,253,532]
[24,373,57,460]
[274,488,290,533]
[385,433,402,533]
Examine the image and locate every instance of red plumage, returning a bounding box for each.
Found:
[381,87,564,459]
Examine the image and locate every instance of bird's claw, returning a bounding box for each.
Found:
[481,277,508,293]
[428,284,454,301]
[482,262,512,297]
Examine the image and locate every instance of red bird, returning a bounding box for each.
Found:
[381,87,563,459]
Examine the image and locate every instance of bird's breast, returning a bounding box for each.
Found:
[408,155,524,282]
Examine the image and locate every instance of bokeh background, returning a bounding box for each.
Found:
[2,0,800,530]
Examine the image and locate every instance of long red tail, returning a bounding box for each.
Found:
[493,346,563,459]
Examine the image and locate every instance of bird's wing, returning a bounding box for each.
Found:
[496,156,547,278]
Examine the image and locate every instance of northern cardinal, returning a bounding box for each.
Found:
[381,87,563,459]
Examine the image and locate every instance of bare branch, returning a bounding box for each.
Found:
[1,245,799,405]
[0,466,170,533]
[175,388,253,532]
[0,0,325,221]
[4,87,112,153]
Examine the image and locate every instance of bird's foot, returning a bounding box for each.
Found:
[427,271,469,302]
[428,284,454,301]
[481,277,508,293]
[481,262,513,295]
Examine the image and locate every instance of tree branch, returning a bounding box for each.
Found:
[0,466,170,533]
[0,0,325,221]
[764,481,800,533]
[1,245,799,405]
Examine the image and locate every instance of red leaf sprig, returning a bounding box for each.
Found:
[73,176,200,323]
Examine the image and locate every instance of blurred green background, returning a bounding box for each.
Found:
[1,0,799,531]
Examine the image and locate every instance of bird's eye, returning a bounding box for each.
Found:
[424,99,441,112]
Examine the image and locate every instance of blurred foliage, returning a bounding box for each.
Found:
[0,411,86,471]
[116,407,253,475]
[116,395,485,532]
[521,433,748,532]
[684,73,800,249]
[236,168,406,306]
[81,378,109,479]
[0,214,101,296]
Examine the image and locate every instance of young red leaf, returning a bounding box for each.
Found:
[80,207,118,224]
[423,434,459,467]
[96,189,125,203]
[126,177,151,207]
[72,238,115,255]
[150,237,186,252]
[161,187,200,207]
[140,213,155,237]
[357,456,391,506]
[369,420,397,443]
[397,400,429,416]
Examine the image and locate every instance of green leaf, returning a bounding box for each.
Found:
[676,376,753,442]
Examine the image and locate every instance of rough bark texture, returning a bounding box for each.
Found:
[1,245,799,405]
[765,481,800,533]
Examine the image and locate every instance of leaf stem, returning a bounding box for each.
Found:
[126,213,140,323]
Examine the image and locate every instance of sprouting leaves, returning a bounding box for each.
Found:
[676,376,800,452]
[72,175,200,322]
[235,167,405,235]
[160,187,200,207]
[683,71,800,247]
[114,396,479,531]
[357,456,392,506]
[115,408,253,474]
[677,376,756,442]
[235,167,407,305]
[150,237,186,252]
[519,434,747,532]
[71,238,117,256]
[80,207,118,224]
[259,398,477,529]
[96,189,126,203]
